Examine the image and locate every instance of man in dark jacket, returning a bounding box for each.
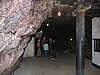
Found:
[51,40,56,60]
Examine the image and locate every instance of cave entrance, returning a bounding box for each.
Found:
[35,16,76,56]
[30,15,92,59]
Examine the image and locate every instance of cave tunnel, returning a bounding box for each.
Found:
[18,9,99,75]
[34,14,92,58]
[0,0,100,75]
[35,16,76,54]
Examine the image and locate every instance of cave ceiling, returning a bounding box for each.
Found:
[41,0,100,28]
[54,0,100,17]
[37,0,100,40]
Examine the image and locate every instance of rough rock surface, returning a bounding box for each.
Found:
[0,0,53,74]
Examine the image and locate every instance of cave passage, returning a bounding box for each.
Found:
[14,16,100,75]
[1,0,100,75]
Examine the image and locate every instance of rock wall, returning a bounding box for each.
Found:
[0,0,53,74]
[23,37,35,58]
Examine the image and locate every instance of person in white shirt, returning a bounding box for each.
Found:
[43,41,49,59]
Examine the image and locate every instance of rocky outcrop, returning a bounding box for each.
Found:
[0,0,53,74]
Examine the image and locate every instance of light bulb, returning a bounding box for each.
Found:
[47,24,49,26]
[58,11,61,16]
[70,38,73,41]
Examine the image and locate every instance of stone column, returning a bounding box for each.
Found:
[76,12,85,75]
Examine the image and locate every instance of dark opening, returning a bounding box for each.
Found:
[94,39,100,52]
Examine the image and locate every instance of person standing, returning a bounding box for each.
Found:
[43,40,49,59]
[51,40,56,60]
[37,39,41,56]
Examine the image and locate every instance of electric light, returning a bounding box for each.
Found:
[47,24,49,26]
[44,37,46,39]
[70,38,73,41]
[58,11,61,16]
[40,30,43,33]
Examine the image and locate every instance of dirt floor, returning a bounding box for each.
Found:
[14,53,100,75]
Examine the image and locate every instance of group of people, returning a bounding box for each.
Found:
[36,38,56,60]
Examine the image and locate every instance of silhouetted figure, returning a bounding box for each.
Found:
[37,39,41,56]
[51,40,56,60]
